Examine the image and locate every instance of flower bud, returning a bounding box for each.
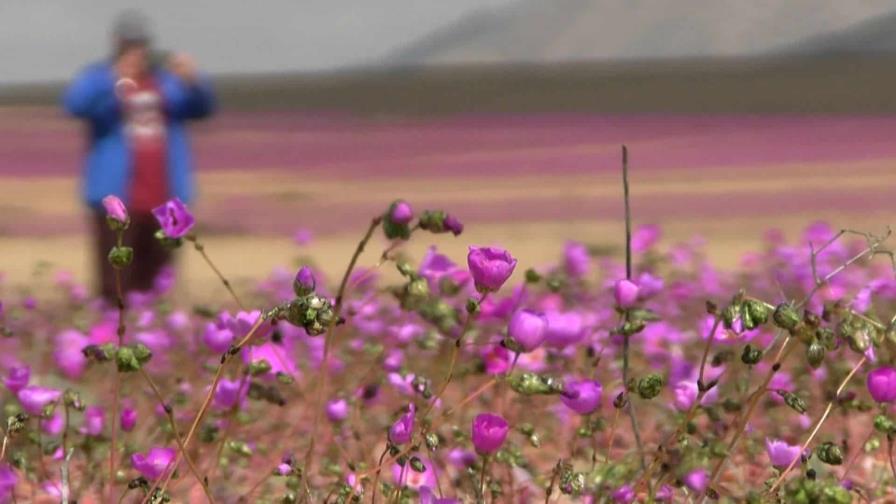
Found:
[721,304,741,330]
[121,407,137,432]
[637,374,665,400]
[740,345,762,366]
[388,404,415,446]
[102,195,129,230]
[388,200,414,225]
[507,310,548,352]
[107,246,134,269]
[467,246,517,293]
[867,366,896,403]
[806,341,825,369]
[510,373,564,396]
[744,299,770,326]
[613,279,639,310]
[293,266,316,297]
[773,303,801,332]
[817,442,843,465]
[152,198,195,239]
[248,359,272,376]
[443,214,463,236]
[133,343,152,365]
[409,456,426,473]
[777,390,808,414]
[115,347,141,373]
[874,414,896,434]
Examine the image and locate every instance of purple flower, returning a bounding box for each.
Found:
[563,241,591,279]
[467,246,517,293]
[120,407,138,432]
[612,484,635,503]
[765,438,801,469]
[389,200,414,225]
[388,404,415,445]
[131,447,176,481]
[655,484,673,501]
[420,485,459,504]
[293,266,316,296]
[213,378,246,411]
[471,413,509,455]
[293,228,313,246]
[17,386,61,415]
[3,366,29,394]
[151,198,195,239]
[79,406,104,437]
[391,455,436,490]
[41,411,64,436]
[683,468,708,493]
[443,214,463,236]
[53,329,89,379]
[326,398,349,423]
[867,366,896,403]
[632,224,661,253]
[203,321,234,353]
[544,310,586,348]
[614,279,640,309]
[507,310,548,352]
[102,195,128,223]
[0,464,16,501]
[561,380,602,415]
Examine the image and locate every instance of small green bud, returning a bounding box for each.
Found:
[63,390,84,411]
[741,344,763,365]
[407,279,429,299]
[249,359,272,376]
[409,456,426,473]
[637,374,665,400]
[721,304,741,330]
[743,299,770,327]
[382,217,411,241]
[777,390,808,415]
[524,268,541,283]
[133,343,152,364]
[620,318,646,336]
[816,441,843,465]
[417,210,446,233]
[226,440,253,457]
[396,261,415,277]
[806,341,825,369]
[873,414,896,435]
[510,373,564,396]
[107,246,134,269]
[773,303,801,332]
[465,298,480,315]
[425,432,439,451]
[115,346,141,373]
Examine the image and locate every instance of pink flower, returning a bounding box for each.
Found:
[765,438,801,469]
[131,447,176,481]
[467,246,517,293]
[614,279,640,309]
[3,365,29,393]
[868,366,896,403]
[53,329,88,379]
[18,386,62,415]
[102,195,128,223]
[388,404,415,445]
[471,413,509,455]
[508,310,548,352]
[151,198,195,239]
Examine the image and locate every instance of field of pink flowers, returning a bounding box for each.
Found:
[1,154,895,504]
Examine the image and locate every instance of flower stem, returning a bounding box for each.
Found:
[190,238,246,310]
[767,355,867,494]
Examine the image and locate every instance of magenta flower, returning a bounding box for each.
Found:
[672,380,719,412]
[102,195,128,223]
[120,407,138,432]
[563,241,591,279]
[326,398,349,423]
[203,321,234,354]
[41,411,64,436]
[0,464,16,501]
[471,413,509,455]
[17,386,62,415]
[391,455,436,490]
[212,378,246,411]
[131,447,176,481]
[79,406,104,437]
[388,404,415,445]
[612,484,635,503]
[443,214,464,236]
[467,246,517,293]
[632,224,661,253]
[561,380,602,415]
[867,366,896,403]
[3,365,29,394]
[765,438,801,469]
[389,200,414,225]
[683,468,708,493]
[507,310,548,352]
[544,310,586,348]
[614,279,640,309]
[420,486,460,504]
[293,266,316,296]
[53,329,89,379]
[151,198,195,239]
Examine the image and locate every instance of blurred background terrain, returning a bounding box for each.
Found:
[1,0,895,295]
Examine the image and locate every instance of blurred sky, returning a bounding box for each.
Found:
[0,0,514,84]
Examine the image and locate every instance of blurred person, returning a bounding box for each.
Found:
[63,10,215,302]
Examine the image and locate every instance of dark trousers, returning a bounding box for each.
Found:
[94,211,172,302]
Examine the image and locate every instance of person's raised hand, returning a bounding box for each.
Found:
[168,52,198,84]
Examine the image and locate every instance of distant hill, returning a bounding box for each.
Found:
[783,10,896,54]
[389,0,896,65]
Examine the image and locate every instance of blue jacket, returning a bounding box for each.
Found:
[63,61,215,208]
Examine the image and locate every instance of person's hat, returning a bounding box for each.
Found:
[112,9,152,45]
